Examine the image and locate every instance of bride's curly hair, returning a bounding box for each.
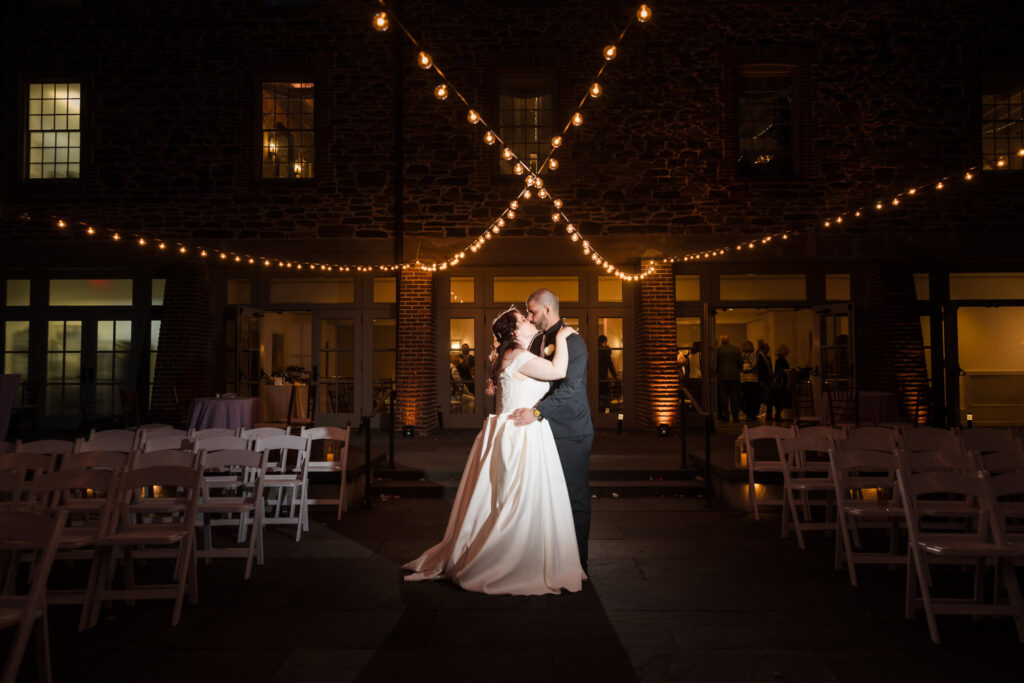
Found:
[489,306,521,392]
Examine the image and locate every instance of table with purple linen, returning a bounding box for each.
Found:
[186,396,260,432]
[823,390,900,425]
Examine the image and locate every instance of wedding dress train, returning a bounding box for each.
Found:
[402,351,585,595]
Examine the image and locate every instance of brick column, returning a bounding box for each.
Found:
[396,268,438,435]
[150,265,213,424]
[635,260,678,430]
[858,265,930,423]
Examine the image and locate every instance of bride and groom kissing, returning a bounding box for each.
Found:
[402,288,594,595]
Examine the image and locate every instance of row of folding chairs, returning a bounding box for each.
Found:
[744,423,1024,644]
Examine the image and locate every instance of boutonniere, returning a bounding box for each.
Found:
[544,344,555,357]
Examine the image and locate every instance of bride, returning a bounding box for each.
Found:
[402,306,586,595]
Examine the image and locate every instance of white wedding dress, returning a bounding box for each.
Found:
[402,350,586,595]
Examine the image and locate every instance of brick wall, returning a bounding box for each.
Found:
[859,265,930,423]
[635,260,678,430]
[396,268,438,434]
[150,265,213,424]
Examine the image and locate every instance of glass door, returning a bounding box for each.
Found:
[816,304,854,389]
[42,316,134,429]
[593,314,624,428]
[225,306,262,397]
[313,313,359,427]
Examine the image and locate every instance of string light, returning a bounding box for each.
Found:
[551,136,562,148]
[86,227,95,235]
[572,112,583,126]
[502,147,514,161]
[138,238,146,246]
[373,11,389,31]
[467,109,479,124]
[603,45,617,60]
[434,84,448,100]
[179,246,187,254]
[417,51,432,69]
[484,131,496,145]
[112,233,121,240]
[637,4,652,22]
[589,83,602,98]
[57,220,66,229]
[201,250,208,257]
[548,158,559,170]
[158,242,166,250]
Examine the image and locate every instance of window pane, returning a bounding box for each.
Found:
[914,274,930,301]
[737,73,793,177]
[449,319,476,414]
[950,273,1024,300]
[498,76,552,175]
[597,276,623,303]
[719,274,806,301]
[6,280,30,306]
[674,275,700,302]
[825,274,850,301]
[493,275,579,303]
[373,277,396,303]
[152,279,166,306]
[270,278,353,304]
[49,279,133,306]
[262,82,315,178]
[449,277,475,304]
[981,85,1024,170]
[227,279,252,305]
[27,82,81,179]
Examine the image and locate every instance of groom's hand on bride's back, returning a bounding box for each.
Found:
[510,407,536,426]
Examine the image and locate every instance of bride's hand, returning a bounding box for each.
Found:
[556,326,575,342]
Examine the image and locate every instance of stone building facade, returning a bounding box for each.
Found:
[2,0,1022,433]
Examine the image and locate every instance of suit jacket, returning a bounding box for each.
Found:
[530,319,594,439]
[715,343,743,381]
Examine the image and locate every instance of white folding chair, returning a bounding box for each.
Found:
[830,447,905,587]
[301,426,351,521]
[188,427,239,440]
[58,450,130,473]
[129,449,197,471]
[142,431,193,453]
[743,424,795,520]
[0,509,67,683]
[842,426,900,453]
[897,463,1024,644]
[255,435,310,541]
[192,435,250,455]
[75,429,135,455]
[0,453,54,508]
[961,428,1024,473]
[796,425,847,442]
[989,470,1024,566]
[196,449,268,579]
[240,427,291,447]
[14,440,74,470]
[778,434,836,549]
[80,466,201,629]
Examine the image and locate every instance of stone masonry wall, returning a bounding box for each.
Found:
[396,268,438,434]
[635,260,678,430]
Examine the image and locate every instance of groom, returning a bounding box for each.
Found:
[511,288,594,572]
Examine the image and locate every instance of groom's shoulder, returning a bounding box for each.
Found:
[568,333,588,355]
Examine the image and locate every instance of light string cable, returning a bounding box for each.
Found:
[373,1,654,276]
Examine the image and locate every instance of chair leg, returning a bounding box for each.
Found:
[747,464,759,520]
[36,602,53,683]
[998,558,1024,643]
[789,489,806,550]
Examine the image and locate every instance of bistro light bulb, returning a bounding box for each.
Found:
[875,202,883,210]
[590,82,602,98]
[908,188,917,195]
[551,135,562,148]
[201,249,208,257]
[533,175,543,188]
[523,189,532,199]
[179,245,187,253]
[510,200,519,210]
[467,109,480,124]
[158,242,166,250]
[552,213,561,222]
[936,182,944,190]
[496,218,505,227]
[553,199,563,208]
[565,224,575,233]
[549,158,559,170]
[373,11,389,31]
[417,51,432,69]
[604,45,617,60]
[514,162,525,175]
[264,259,271,266]
[571,233,580,242]
[434,84,448,100]
[507,210,516,219]
[112,233,121,240]
[492,224,500,233]
[484,131,496,145]
[248,257,255,264]
[637,4,652,22]
[220,253,228,260]
[234,255,241,262]
[892,197,900,206]
[502,147,514,161]
[86,227,95,235]
[965,172,974,180]
[572,112,583,126]
[57,220,66,229]
[538,188,549,198]
[526,175,535,186]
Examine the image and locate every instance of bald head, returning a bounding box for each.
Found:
[526,288,560,332]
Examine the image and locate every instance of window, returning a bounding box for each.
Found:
[737,69,794,177]
[262,82,314,178]
[27,82,81,179]
[499,75,552,175]
[981,82,1023,170]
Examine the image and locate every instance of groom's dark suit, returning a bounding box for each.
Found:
[530,319,594,570]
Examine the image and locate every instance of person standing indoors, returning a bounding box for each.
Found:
[739,340,760,422]
[715,334,743,423]
[756,341,773,421]
[597,334,618,413]
[770,344,792,422]
[456,343,475,395]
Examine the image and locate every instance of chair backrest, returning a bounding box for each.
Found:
[795,425,845,444]
[301,425,350,443]
[976,448,1024,474]
[77,429,135,454]
[779,434,834,475]
[254,434,310,472]
[14,439,74,457]
[130,448,197,470]
[114,466,201,528]
[841,426,899,453]
[902,426,962,455]
[743,425,795,467]
[902,427,974,472]
[189,427,239,440]
[199,448,268,500]
[791,380,816,420]
[0,510,68,632]
[240,427,290,444]
[59,450,130,472]
[826,386,859,426]
[831,447,899,495]
[987,470,1024,538]
[192,435,250,454]
[960,427,1016,453]
[143,431,193,453]
[29,467,117,514]
[896,466,992,536]
[0,452,53,475]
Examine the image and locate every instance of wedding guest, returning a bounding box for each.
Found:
[715,334,742,423]
[739,340,760,421]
